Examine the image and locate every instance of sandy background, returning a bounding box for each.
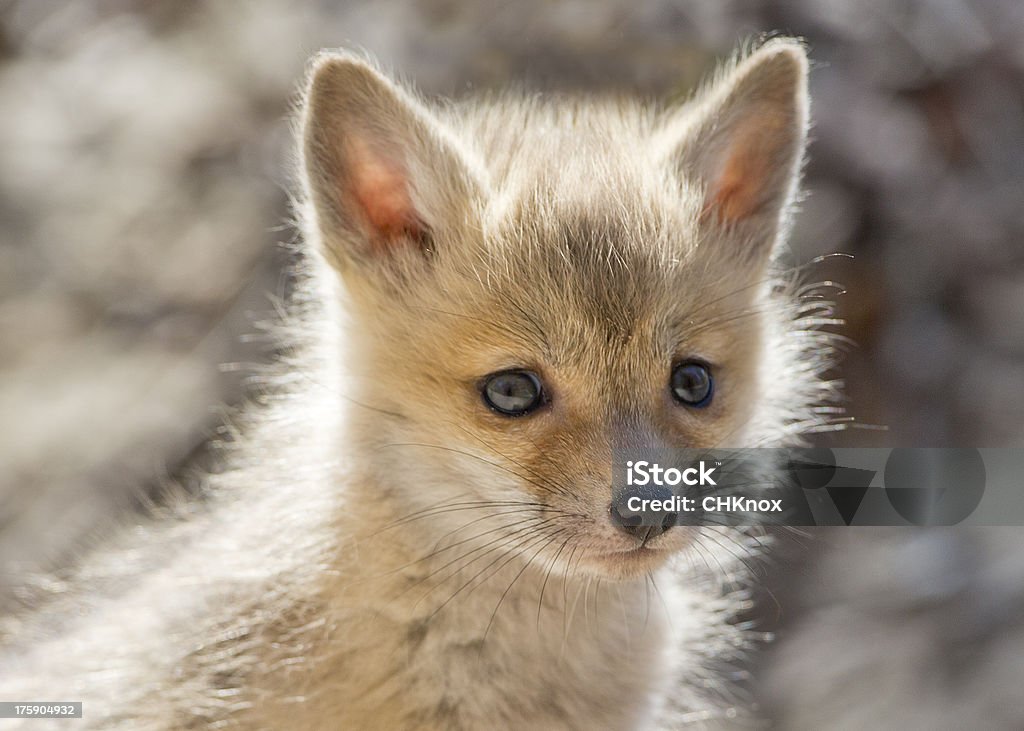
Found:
[2,0,1023,726]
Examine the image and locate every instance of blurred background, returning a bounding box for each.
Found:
[1,0,1022,727]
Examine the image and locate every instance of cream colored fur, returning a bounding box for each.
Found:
[0,39,838,729]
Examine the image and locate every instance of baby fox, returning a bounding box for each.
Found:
[1,38,836,729]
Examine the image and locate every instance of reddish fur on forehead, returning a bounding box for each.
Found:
[346,136,424,252]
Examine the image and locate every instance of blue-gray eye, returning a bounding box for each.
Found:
[671,362,713,407]
[482,370,545,416]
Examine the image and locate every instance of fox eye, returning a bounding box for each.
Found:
[671,361,713,408]
[482,370,545,417]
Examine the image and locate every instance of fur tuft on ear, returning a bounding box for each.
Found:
[666,38,809,259]
[301,52,484,271]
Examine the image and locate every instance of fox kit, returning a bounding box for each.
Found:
[1,39,836,729]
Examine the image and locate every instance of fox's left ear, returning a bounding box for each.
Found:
[665,39,809,261]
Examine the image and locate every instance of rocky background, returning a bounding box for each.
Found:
[1,0,1022,727]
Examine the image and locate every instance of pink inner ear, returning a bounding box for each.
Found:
[704,109,789,224]
[345,138,424,252]
[709,145,770,222]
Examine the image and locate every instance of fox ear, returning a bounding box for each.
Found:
[301,53,483,271]
[667,39,809,259]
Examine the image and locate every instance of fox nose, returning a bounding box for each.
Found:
[608,500,676,541]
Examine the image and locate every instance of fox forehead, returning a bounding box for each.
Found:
[414,100,750,338]
[424,203,745,352]
[454,99,703,245]
[410,230,755,384]
[450,97,666,184]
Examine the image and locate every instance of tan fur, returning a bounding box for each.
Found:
[0,39,838,729]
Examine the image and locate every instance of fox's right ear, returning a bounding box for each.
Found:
[300,52,485,273]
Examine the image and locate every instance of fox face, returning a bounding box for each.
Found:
[300,40,827,581]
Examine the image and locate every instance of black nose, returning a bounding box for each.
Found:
[608,502,675,541]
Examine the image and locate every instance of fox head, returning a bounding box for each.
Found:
[299,39,834,581]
